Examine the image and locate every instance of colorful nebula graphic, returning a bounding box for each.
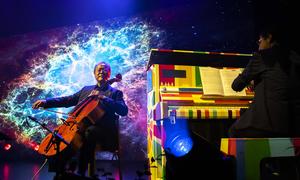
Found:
[0,17,164,160]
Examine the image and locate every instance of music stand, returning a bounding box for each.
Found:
[28,116,70,179]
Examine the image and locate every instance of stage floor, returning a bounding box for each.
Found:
[0,160,148,180]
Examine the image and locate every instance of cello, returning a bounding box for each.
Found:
[37,73,122,157]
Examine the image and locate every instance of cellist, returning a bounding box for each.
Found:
[32,61,128,178]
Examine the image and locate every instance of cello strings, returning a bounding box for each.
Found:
[38,108,76,118]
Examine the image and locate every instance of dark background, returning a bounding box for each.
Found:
[0,0,298,52]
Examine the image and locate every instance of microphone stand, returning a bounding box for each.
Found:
[28,116,70,179]
[28,116,70,146]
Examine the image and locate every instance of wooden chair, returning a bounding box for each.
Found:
[87,119,122,180]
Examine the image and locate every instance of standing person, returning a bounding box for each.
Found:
[228,27,291,138]
[32,61,128,177]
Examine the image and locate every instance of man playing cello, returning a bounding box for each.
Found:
[32,61,128,178]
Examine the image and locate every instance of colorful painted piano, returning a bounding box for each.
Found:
[146,49,254,179]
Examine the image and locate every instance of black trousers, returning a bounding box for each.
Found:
[78,125,116,175]
[228,125,288,138]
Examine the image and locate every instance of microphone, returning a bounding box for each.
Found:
[28,116,70,146]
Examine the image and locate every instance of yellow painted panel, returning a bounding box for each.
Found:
[154,64,160,105]
[174,65,194,87]
[219,109,228,118]
[220,138,229,154]
[177,109,187,117]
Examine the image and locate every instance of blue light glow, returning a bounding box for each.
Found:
[167,133,193,157]
[164,119,194,157]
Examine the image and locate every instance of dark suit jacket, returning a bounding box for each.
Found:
[231,45,290,135]
[44,83,128,150]
[289,51,300,136]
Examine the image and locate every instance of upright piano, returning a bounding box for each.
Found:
[146,49,254,179]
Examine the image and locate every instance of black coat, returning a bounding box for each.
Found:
[289,51,300,136]
[231,46,290,135]
[44,83,128,150]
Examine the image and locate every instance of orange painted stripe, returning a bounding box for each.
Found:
[228,139,237,156]
[236,110,240,118]
[205,110,209,118]
[214,100,250,105]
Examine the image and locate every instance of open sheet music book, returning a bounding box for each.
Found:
[200,67,247,98]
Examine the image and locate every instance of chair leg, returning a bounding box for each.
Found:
[112,151,122,180]
[118,155,122,180]
[88,151,96,177]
